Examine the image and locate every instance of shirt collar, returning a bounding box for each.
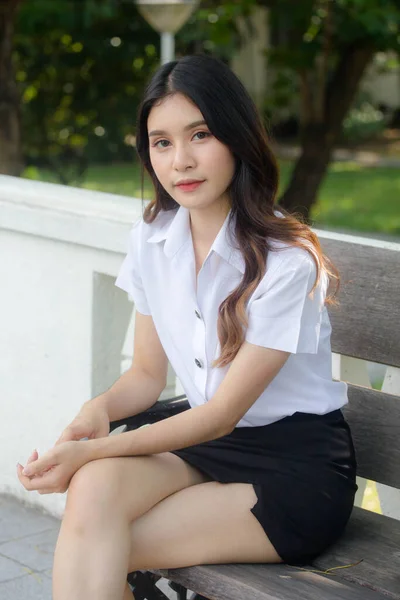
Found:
[147,205,245,274]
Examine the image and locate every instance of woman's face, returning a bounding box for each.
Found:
[147,93,235,213]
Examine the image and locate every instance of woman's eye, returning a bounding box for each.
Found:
[154,139,170,149]
[193,131,210,140]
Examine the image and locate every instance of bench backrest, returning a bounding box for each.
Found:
[319,231,400,491]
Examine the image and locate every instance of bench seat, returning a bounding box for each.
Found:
[150,507,400,600]
[314,506,400,598]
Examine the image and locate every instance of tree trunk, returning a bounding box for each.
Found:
[279,124,333,221]
[0,0,23,176]
[279,43,375,221]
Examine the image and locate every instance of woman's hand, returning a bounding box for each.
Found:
[16,441,92,495]
[55,400,110,445]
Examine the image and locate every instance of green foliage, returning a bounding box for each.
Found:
[12,0,400,188]
[15,0,160,184]
[335,0,400,46]
[342,92,389,143]
[177,0,256,60]
[267,0,400,59]
[264,0,400,113]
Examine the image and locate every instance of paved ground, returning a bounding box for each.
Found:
[0,494,177,599]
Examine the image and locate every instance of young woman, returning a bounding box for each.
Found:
[17,54,357,600]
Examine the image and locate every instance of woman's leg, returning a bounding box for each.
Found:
[128,480,282,572]
[52,453,208,600]
[123,582,134,600]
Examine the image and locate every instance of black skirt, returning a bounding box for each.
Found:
[171,409,357,565]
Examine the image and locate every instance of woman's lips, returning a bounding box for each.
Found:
[176,181,204,192]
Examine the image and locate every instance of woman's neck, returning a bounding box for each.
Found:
[189,201,230,249]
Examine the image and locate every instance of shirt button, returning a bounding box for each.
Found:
[195,309,202,319]
[195,358,203,368]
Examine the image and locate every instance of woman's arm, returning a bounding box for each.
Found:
[94,364,165,423]
[86,341,290,459]
[19,342,289,488]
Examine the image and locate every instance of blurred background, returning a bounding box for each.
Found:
[1,0,399,237]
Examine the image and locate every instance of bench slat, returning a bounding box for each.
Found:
[153,560,388,600]
[343,384,400,489]
[313,506,400,600]
[320,237,400,368]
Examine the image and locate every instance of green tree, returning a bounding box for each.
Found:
[259,0,400,219]
[14,0,159,184]
[0,0,23,176]
[176,0,256,61]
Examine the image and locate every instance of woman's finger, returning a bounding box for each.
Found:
[22,449,57,477]
[17,463,59,492]
[24,451,41,479]
[17,463,36,490]
[26,450,38,465]
[17,463,37,489]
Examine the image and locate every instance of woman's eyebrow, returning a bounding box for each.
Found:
[148,120,207,137]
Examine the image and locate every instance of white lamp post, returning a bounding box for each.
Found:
[135,0,199,64]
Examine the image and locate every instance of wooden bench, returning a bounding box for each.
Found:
[110,230,400,600]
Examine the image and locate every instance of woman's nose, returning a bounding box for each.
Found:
[172,145,196,171]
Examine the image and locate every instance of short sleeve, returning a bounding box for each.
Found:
[245,254,327,354]
[115,220,151,315]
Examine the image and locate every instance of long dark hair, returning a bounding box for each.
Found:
[135,54,339,368]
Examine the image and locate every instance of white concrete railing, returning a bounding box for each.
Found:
[1,174,399,520]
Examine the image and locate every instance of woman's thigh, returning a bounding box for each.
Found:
[128,481,282,571]
[65,452,209,523]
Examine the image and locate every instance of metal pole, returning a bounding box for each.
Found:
[161,31,175,64]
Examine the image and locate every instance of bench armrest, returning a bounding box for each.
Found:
[109,395,190,434]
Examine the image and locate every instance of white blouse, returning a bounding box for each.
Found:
[115,205,347,427]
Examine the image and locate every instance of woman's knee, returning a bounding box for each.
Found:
[63,452,205,534]
[65,458,131,523]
